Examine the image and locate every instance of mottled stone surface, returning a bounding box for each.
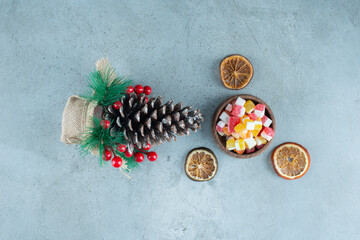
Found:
[0,0,359,239]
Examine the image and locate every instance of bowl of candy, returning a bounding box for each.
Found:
[211,94,276,158]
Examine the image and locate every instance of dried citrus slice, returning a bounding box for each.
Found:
[220,55,253,89]
[271,142,310,180]
[185,148,218,181]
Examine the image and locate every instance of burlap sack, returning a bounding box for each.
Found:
[60,95,99,154]
[60,58,118,156]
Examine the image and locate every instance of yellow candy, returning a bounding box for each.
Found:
[252,129,260,137]
[255,136,267,145]
[243,118,255,130]
[244,100,255,114]
[231,132,241,139]
[234,123,246,134]
[254,119,262,130]
[226,137,236,150]
[235,139,246,151]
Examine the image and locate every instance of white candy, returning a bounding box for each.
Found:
[261,131,273,141]
[254,120,262,127]
[244,137,257,149]
[218,132,225,136]
[217,120,226,128]
[245,121,255,130]
[255,109,265,118]
[219,112,230,123]
[225,104,233,112]
[235,140,241,151]
[238,107,246,117]
[262,116,272,127]
[235,97,246,106]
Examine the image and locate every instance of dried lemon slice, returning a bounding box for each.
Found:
[271,142,310,180]
[220,55,253,89]
[185,148,218,181]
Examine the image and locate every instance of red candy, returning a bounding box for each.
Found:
[228,116,241,133]
[248,113,257,121]
[231,105,242,116]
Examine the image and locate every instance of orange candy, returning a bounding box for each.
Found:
[223,126,231,136]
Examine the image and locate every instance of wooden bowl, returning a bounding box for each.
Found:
[211,94,276,159]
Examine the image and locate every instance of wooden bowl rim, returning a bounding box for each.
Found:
[211,94,276,159]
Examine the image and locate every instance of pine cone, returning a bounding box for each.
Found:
[104,93,204,153]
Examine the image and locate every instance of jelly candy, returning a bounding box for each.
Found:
[235,97,246,106]
[254,104,265,118]
[255,136,267,149]
[225,104,233,112]
[248,113,257,121]
[251,129,260,137]
[244,100,255,114]
[226,137,236,150]
[244,137,257,149]
[234,123,246,134]
[261,115,272,127]
[219,111,230,124]
[216,120,226,133]
[223,126,231,136]
[228,116,241,133]
[240,130,252,139]
[231,105,245,117]
[235,139,246,151]
[243,118,255,130]
[261,127,275,141]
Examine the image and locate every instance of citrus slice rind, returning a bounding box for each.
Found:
[220,55,254,89]
[271,142,310,180]
[185,148,218,181]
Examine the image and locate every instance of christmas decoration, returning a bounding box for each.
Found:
[60,58,203,174]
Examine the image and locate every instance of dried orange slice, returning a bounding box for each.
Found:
[220,55,253,89]
[271,142,310,180]
[185,148,218,181]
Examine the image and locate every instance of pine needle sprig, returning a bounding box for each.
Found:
[82,67,132,106]
[80,118,138,169]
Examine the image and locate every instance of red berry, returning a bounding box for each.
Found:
[134,85,144,95]
[111,156,123,168]
[103,149,112,161]
[143,143,151,151]
[147,152,157,161]
[134,152,144,163]
[113,101,122,110]
[124,149,133,158]
[144,86,152,95]
[101,120,110,129]
[116,144,126,153]
[126,86,134,93]
[145,96,148,103]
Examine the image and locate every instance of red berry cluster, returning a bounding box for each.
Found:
[125,84,151,103]
[99,85,157,169]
